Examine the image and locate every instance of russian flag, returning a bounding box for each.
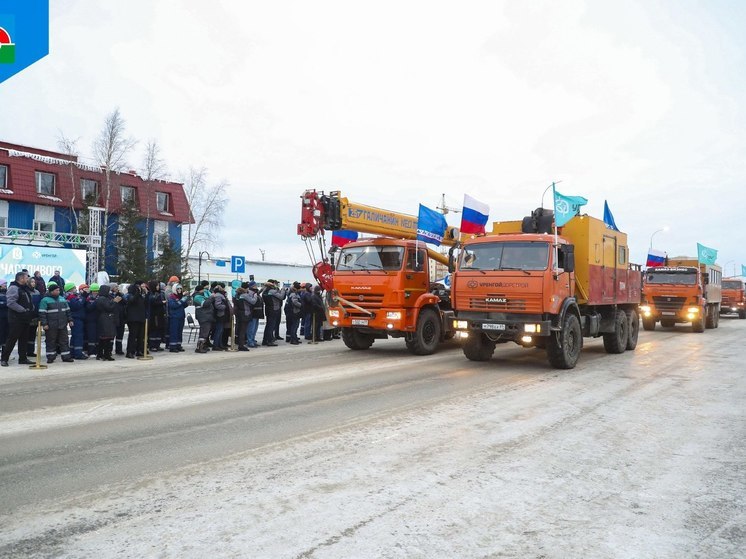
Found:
[331,230,358,247]
[460,194,489,235]
[646,248,667,268]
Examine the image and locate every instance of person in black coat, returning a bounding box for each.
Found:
[96,284,121,361]
[309,286,325,342]
[126,280,148,358]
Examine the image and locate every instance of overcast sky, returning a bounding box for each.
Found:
[1,0,745,275]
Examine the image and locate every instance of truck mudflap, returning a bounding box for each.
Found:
[452,317,552,340]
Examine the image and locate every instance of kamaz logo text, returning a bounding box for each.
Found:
[486,298,507,303]
[351,286,372,290]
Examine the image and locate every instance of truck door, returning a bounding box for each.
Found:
[404,248,429,304]
[602,235,617,303]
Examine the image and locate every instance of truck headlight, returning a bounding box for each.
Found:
[454,320,468,329]
[640,305,651,313]
[524,324,541,333]
[328,309,340,318]
[687,307,700,313]
[386,311,402,320]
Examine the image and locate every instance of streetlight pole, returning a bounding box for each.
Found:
[649,227,668,249]
[259,249,265,262]
[198,251,210,284]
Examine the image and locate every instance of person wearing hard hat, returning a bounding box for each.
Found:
[85,284,100,357]
[165,275,180,298]
[38,282,74,364]
[64,283,88,360]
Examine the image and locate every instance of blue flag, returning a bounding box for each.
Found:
[553,185,588,227]
[742,264,746,278]
[603,200,619,231]
[416,204,448,246]
[697,243,718,266]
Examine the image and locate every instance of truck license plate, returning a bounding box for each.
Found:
[352,319,369,326]
[482,323,506,331]
[661,312,675,316]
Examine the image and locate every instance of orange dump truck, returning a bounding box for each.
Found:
[450,208,642,369]
[720,279,745,319]
[641,258,722,331]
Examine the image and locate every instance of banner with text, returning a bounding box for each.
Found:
[0,244,86,286]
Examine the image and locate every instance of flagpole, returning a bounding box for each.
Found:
[552,182,559,274]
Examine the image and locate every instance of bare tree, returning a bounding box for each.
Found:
[182,166,228,263]
[56,132,81,232]
[140,139,168,268]
[92,108,137,270]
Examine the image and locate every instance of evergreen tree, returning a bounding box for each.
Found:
[153,236,183,282]
[116,203,148,282]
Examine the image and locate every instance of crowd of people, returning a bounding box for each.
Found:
[0,269,334,367]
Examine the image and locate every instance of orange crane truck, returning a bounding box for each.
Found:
[720,279,745,319]
[641,258,722,331]
[450,208,642,369]
[298,190,458,355]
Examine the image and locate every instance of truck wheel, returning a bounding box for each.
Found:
[625,309,639,351]
[341,328,374,350]
[546,313,582,369]
[407,308,441,355]
[660,319,675,328]
[462,332,496,362]
[603,309,628,354]
[739,310,746,319]
[705,305,716,329]
[642,317,656,331]
[692,310,705,333]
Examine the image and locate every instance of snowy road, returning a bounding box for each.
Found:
[0,319,744,558]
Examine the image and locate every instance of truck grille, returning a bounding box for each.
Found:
[467,292,542,313]
[722,296,734,305]
[339,292,384,316]
[652,296,686,313]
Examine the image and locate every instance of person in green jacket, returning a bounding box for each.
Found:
[39,282,74,363]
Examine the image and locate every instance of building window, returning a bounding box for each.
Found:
[153,220,168,254]
[121,185,136,204]
[81,179,99,203]
[0,165,8,190]
[156,192,170,213]
[36,171,56,195]
[0,216,7,230]
[33,220,55,233]
[618,246,627,265]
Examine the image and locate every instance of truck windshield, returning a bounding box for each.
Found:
[645,272,697,285]
[336,246,405,271]
[722,280,744,290]
[459,242,549,271]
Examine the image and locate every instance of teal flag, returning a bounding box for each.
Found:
[742,264,746,277]
[696,243,718,265]
[553,184,588,227]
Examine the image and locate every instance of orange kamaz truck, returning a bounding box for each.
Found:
[298,190,458,355]
[720,279,745,319]
[641,258,722,332]
[450,208,642,369]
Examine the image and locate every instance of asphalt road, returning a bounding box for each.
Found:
[0,317,744,558]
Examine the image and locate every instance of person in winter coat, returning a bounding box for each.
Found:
[1,271,34,367]
[309,286,325,342]
[48,270,65,292]
[147,281,167,351]
[233,287,251,351]
[0,280,8,347]
[167,284,189,352]
[33,271,47,296]
[85,284,100,357]
[26,277,42,357]
[193,284,213,353]
[211,285,229,351]
[109,284,127,355]
[284,282,303,345]
[126,280,148,358]
[39,282,74,364]
[65,283,88,360]
[301,283,315,340]
[95,284,121,361]
[244,281,262,348]
[261,280,286,346]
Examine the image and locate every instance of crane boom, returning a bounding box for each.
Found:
[298,190,459,246]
